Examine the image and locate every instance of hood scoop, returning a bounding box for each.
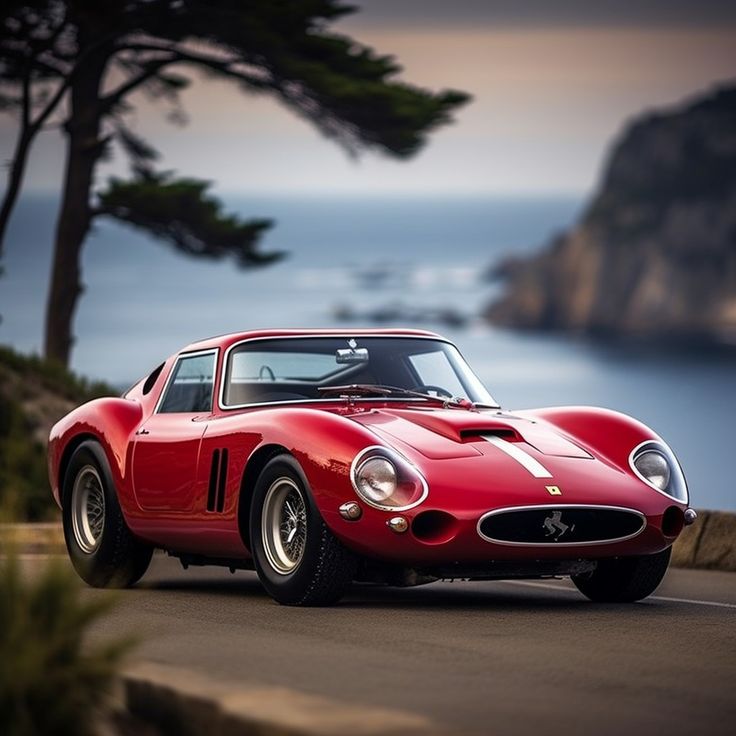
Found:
[354,408,591,459]
[460,428,516,441]
[379,409,522,444]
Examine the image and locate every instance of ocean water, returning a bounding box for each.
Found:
[1,194,734,511]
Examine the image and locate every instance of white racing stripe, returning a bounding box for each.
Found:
[482,434,553,479]
[499,580,736,610]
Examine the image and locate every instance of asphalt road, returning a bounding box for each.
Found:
[56,555,736,734]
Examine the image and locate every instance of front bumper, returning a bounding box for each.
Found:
[324,499,687,566]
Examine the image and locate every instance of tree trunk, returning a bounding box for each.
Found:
[44,50,108,367]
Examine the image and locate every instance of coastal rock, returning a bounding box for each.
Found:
[486,85,736,344]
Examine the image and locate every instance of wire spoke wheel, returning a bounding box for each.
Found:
[261,476,308,574]
[251,455,357,605]
[71,465,106,554]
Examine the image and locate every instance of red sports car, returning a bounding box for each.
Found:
[48,329,694,605]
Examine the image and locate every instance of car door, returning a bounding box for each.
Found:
[132,349,217,512]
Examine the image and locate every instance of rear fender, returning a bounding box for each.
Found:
[49,398,144,517]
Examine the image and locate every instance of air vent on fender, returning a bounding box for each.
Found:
[207,448,229,512]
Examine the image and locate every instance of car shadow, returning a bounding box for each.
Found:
[131,556,668,612]
[342,583,593,611]
[135,573,650,613]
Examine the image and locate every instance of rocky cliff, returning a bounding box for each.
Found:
[486,84,736,344]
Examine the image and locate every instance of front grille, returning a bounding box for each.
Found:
[478,505,645,545]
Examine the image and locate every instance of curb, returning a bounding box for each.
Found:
[0,522,65,554]
[2,512,735,572]
[122,662,435,736]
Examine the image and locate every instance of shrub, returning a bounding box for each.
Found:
[0,345,118,520]
[0,552,132,736]
[0,394,51,521]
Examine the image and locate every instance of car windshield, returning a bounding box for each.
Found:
[222,336,498,408]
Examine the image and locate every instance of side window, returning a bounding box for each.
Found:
[158,352,217,413]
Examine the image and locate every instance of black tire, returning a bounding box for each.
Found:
[62,440,153,588]
[249,454,356,606]
[572,547,672,602]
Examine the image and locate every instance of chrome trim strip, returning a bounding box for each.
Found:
[153,348,219,415]
[628,439,689,504]
[217,333,464,412]
[481,434,553,479]
[349,444,429,512]
[476,504,647,547]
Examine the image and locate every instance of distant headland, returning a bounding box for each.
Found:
[486,83,736,346]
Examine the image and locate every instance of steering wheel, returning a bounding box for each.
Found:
[259,365,275,381]
[412,384,453,399]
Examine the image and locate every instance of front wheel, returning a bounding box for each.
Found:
[249,455,356,606]
[572,547,672,602]
[62,441,152,588]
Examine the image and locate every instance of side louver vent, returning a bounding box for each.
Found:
[207,448,229,512]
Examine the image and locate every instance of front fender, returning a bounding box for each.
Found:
[517,406,668,475]
[238,408,384,503]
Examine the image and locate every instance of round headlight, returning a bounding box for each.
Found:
[634,450,671,491]
[630,440,688,503]
[355,457,397,504]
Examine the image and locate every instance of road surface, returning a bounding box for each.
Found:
[59,555,736,734]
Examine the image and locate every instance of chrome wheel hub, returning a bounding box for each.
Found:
[261,477,307,574]
[71,465,105,554]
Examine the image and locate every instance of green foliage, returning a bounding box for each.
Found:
[0,345,115,403]
[0,394,50,521]
[0,345,116,520]
[0,553,131,736]
[97,169,282,267]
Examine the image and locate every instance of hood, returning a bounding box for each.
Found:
[350,407,592,460]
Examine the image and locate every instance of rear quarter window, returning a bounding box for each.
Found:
[142,362,166,396]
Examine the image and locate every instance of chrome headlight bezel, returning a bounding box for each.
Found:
[350,445,428,511]
[629,440,688,504]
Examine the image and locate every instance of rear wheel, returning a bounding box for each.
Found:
[62,441,152,588]
[572,547,671,602]
[249,454,356,606]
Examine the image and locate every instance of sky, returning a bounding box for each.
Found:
[2,0,735,196]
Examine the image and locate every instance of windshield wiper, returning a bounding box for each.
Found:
[317,384,475,409]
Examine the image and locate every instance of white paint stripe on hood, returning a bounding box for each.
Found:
[482,434,553,479]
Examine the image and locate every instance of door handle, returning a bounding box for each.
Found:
[136,428,150,435]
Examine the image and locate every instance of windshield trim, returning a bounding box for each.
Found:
[217,334,498,411]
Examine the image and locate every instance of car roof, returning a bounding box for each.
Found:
[180,328,445,354]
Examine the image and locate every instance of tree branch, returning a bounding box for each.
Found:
[0,27,123,255]
[21,61,30,128]
[111,43,272,90]
[101,55,178,112]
